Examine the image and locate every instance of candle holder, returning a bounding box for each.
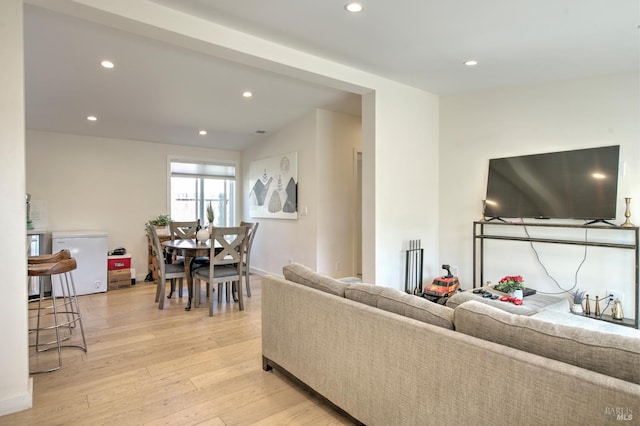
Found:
[621,197,635,227]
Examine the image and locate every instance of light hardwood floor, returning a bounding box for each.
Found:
[2,277,355,425]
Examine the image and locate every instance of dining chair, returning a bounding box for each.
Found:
[146,223,187,309]
[192,226,248,316]
[240,221,259,297]
[168,220,197,265]
[168,220,208,298]
[169,221,198,240]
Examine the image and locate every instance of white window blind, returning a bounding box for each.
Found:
[170,161,235,179]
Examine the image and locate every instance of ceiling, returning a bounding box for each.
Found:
[24,0,639,151]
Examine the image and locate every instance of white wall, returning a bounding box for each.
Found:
[370,84,440,288]
[440,72,640,317]
[0,0,32,415]
[316,109,362,276]
[244,83,441,288]
[242,111,318,274]
[242,109,361,278]
[26,130,241,281]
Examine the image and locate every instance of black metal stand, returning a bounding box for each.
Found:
[473,221,639,329]
[584,219,616,226]
[486,217,507,223]
[404,239,424,295]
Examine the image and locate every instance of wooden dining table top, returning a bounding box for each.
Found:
[162,238,211,252]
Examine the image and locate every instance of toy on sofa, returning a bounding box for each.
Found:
[423,264,462,304]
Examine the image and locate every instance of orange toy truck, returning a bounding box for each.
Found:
[423,264,461,304]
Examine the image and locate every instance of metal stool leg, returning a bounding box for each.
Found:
[62,270,87,351]
[29,277,63,374]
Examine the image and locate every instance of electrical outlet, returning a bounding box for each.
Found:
[288,258,293,264]
[606,289,623,303]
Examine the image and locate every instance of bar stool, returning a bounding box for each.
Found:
[28,250,76,351]
[27,255,87,374]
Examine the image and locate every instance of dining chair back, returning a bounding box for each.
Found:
[146,223,187,309]
[169,221,198,240]
[192,226,248,316]
[171,220,210,276]
[240,221,259,297]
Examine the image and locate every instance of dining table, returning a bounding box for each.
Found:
[162,238,211,311]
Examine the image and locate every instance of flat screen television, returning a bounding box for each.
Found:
[484,145,620,221]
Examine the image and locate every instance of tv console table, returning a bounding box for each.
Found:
[473,221,639,329]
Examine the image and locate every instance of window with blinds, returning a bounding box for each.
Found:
[169,160,236,226]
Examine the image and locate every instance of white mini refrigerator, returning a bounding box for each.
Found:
[52,231,108,295]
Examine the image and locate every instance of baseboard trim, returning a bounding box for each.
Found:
[0,377,32,416]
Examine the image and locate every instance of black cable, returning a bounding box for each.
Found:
[599,299,612,316]
[519,219,588,296]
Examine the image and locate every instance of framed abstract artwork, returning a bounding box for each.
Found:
[249,152,298,219]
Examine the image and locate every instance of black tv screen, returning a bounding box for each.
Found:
[484,145,620,220]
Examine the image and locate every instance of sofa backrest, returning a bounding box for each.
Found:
[282,263,347,297]
[281,264,454,329]
[345,283,454,330]
[454,300,640,385]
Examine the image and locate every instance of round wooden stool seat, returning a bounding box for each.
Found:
[28,249,70,265]
[28,258,77,277]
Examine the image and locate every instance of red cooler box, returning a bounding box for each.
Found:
[108,254,131,271]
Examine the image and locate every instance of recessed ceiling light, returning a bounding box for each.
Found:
[198,130,207,136]
[464,60,478,66]
[86,115,97,121]
[100,60,114,69]
[345,2,363,13]
[242,91,253,98]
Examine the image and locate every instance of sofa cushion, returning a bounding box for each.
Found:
[345,283,454,330]
[344,283,387,306]
[282,263,347,297]
[454,300,640,385]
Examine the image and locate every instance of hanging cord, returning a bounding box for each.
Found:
[519,219,588,296]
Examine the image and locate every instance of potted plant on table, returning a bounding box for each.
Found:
[570,289,586,314]
[496,275,525,300]
[149,214,171,234]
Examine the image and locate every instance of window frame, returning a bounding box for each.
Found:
[167,156,241,226]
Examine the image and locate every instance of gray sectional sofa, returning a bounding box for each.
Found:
[261,263,640,425]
